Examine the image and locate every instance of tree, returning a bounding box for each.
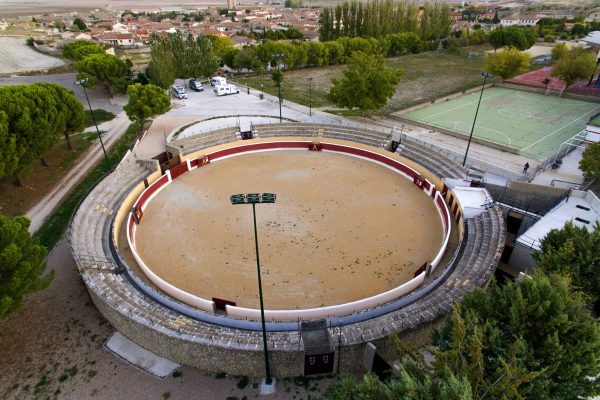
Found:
[124,83,170,127]
[36,83,85,151]
[580,142,600,181]
[0,215,51,320]
[434,272,600,399]
[550,46,596,89]
[72,17,87,31]
[211,35,235,59]
[147,33,176,89]
[76,53,130,94]
[271,69,284,97]
[0,83,85,183]
[535,220,600,305]
[328,51,401,112]
[222,48,240,69]
[484,46,531,79]
[488,27,504,50]
[0,111,18,179]
[551,43,568,60]
[325,370,473,399]
[62,40,104,60]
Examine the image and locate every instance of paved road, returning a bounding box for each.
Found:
[0,72,123,115]
[26,116,131,233]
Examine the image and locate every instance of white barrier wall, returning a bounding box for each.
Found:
[125,139,453,322]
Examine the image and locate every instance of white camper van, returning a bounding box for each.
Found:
[214,84,240,96]
[210,76,227,86]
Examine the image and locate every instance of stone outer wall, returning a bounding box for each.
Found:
[71,124,505,379]
[88,284,305,377]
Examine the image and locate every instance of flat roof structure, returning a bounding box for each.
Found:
[517,190,600,251]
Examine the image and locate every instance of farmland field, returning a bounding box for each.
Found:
[0,36,64,74]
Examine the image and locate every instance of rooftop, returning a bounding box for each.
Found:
[517,190,600,250]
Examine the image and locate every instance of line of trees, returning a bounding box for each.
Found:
[146,31,219,89]
[487,25,537,51]
[223,33,423,73]
[318,0,451,49]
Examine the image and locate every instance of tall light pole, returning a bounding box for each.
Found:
[75,79,112,171]
[273,53,284,123]
[230,192,276,388]
[307,77,313,117]
[463,71,493,167]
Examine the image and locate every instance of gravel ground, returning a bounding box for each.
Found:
[0,238,335,400]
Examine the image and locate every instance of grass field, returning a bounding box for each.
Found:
[402,87,600,160]
[236,46,496,115]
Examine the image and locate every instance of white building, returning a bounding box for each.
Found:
[508,190,600,272]
[500,13,541,27]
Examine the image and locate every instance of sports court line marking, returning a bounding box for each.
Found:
[521,104,600,151]
[420,91,503,120]
[476,125,512,145]
[441,119,512,145]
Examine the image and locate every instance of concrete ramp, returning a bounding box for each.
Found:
[105,332,180,378]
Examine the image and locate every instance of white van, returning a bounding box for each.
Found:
[214,84,240,96]
[210,77,227,86]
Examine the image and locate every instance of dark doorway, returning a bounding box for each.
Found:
[372,353,391,381]
[304,352,334,375]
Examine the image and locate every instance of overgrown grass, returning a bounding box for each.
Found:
[34,123,140,249]
[85,109,116,128]
[236,46,498,114]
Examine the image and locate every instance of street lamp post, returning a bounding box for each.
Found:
[462,71,493,167]
[307,77,313,117]
[75,79,112,171]
[230,192,277,389]
[273,53,284,123]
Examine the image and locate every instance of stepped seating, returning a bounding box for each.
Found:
[253,123,390,148]
[69,152,302,350]
[253,123,319,138]
[70,155,149,262]
[70,122,503,354]
[171,127,239,155]
[339,206,505,342]
[397,141,467,179]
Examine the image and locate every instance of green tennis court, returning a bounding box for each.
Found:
[402,87,600,159]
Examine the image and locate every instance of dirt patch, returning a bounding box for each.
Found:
[0,237,335,399]
[135,150,443,309]
[0,134,93,217]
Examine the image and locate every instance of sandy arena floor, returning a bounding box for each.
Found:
[135,150,443,310]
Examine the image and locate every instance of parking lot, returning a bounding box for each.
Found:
[134,78,346,158]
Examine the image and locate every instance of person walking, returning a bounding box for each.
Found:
[522,162,530,174]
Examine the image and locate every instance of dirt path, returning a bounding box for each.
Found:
[26,116,131,233]
[0,237,332,400]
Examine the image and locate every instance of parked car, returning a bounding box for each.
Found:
[189,79,203,92]
[214,84,240,96]
[210,76,227,86]
[171,85,188,99]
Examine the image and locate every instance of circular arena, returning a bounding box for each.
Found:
[69,122,505,377]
